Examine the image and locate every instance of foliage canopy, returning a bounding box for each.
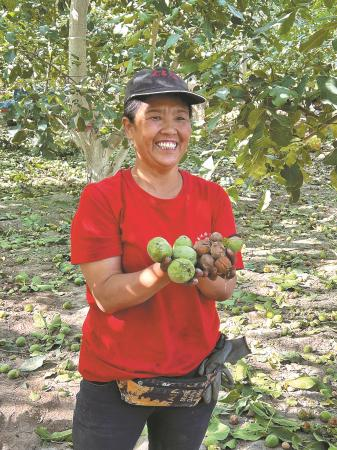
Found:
[1,0,337,196]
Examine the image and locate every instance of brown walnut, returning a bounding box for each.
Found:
[197,254,215,271]
[214,255,232,275]
[193,238,211,256]
[210,242,226,260]
[209,231,223,242]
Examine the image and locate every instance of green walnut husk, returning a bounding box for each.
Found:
[223,236,243,252]
[147,237,173,262]
[167,258,195,284]
[173,235,193,248]
[264,434,279,448]
[7,369,20,380]
[0,363,11,374]
[172,245,197,265]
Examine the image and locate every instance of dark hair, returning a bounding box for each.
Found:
[123,94,193,123]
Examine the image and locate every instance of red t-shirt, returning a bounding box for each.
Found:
[71,168,243,381]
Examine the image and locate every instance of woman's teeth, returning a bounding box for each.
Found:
[156,142,177,150]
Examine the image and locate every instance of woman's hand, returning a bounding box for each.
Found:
[222,248,236,280]
[160,258,204,286]
[160,256,172,272]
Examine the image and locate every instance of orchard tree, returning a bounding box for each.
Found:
[0,0,337,199]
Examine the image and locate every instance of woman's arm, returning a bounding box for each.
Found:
[80,256,170,314]
[196,275,237,301]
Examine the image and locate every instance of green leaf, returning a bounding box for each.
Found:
[31,283,54,292]
[4,49,16,63]
[295,75,309,96]
[206,417,230,441]
[208,115,222,131]
[223,439,237,449]
[76,117,86,132]
[31,276,42,285]
[233,360,249,382]
[317,76,337,108]
[287,376,316,389]
[323,0,334,7]
[268,426,298,442]
[299,29,330,53]
[248,108,265,129]
[215,88,230,100]
[164,33,181,50]
[231,422,265,441]
[48,313,62,331]
[250,401,274,419]
[269,85,297,107]
[279,11,296,35]
[35,426,72,442]
[258,189,271,212]
[38,122,48,131]
[270,120,292,147]
[254,17,283,35]
[3,0,16,10]
[280,163,303,189]
[230,85,247,100]
[305,443,327,450]
[49,429,73,442]
[5,31,16,43]
[33,311,47,329]
[29,391,41,402]
[227,3,244,20]
[323,148,337,165]
[20,355,45,372]
[152,0,170,14]
[331,167,337,189]
[35,426,50,440]
[237,0,248,11]
[288,188,301,203]
[12,130,27,144]
[333,39,337,51]
[220,389,241,404]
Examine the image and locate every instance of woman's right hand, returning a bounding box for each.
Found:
[161,258,209,286]
[160,256,172,272]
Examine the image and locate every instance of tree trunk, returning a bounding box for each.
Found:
[68,0,127,182]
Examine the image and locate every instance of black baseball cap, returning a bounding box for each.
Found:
[124,67,206,105]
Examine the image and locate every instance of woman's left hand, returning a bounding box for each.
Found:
[223,248,236,280]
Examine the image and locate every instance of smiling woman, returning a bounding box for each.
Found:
[70,67,244,450]
[123,95,192,189]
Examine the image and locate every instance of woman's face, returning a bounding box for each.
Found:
[123,95,192,172]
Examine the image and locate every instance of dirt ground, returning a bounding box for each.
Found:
[0,149,336,449]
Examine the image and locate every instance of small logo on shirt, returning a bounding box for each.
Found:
[195,232,210,241]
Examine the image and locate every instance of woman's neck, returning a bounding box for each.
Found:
[131,165,183,199]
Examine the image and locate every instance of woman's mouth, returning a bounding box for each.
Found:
[155,141,178,150]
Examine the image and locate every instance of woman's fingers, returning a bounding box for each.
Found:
[160,256,172,272]
[195,268,204,278]
[225,248,236,266]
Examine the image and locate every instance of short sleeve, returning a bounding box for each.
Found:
[212,185,244,270]
[71,183,122,264]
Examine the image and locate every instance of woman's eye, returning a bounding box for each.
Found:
[150,116,161,120]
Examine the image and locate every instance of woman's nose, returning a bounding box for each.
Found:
[160,118,177,134]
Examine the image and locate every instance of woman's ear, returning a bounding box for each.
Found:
[122,117,133,141]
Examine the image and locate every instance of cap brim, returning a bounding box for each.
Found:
[126,90,206,105]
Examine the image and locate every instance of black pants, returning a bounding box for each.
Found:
[72,379,217,450]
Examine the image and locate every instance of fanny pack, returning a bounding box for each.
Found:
[116,335,251,407]
[116,371,217,408]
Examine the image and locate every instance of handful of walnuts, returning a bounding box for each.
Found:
[194,232,243,280]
